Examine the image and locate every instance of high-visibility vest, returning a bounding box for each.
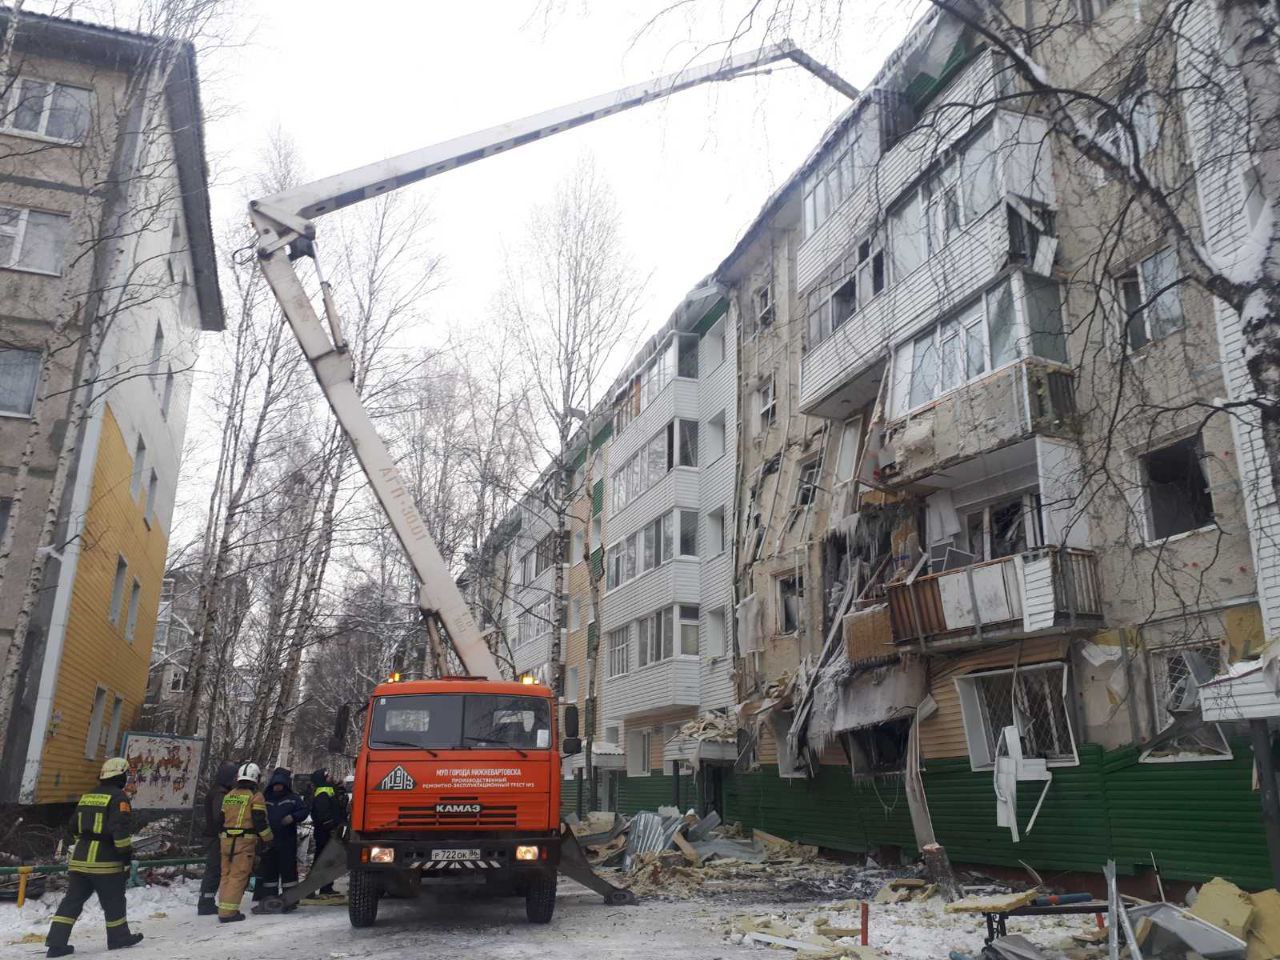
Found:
[220,788,272,842]
[68,787,134,875]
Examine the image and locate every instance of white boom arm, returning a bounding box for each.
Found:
[249,40,857,681]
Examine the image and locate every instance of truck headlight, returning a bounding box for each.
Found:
[515,845,539,861]
[369,846,394,863]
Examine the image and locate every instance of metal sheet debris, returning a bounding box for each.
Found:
[1126,902,1247,959]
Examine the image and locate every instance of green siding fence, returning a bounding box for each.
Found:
[617,772,699,815]
[723,741,1272,888]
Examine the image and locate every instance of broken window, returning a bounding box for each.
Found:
[795,459,821,506]
[756,377,776,433]
[834,417,862,485]
[847,717,912,774]
[607,627,630,677]
[962,493,1042,561]
[777,574,804,634]
[806,289,833,347]
[1118,248,1184,350]
[677,334,699,379]
[754,282,775,327]
[1141,435,1213,540]
[1142,639,1232,762]
[707,606,727,657]
[956,662,1078,769]
[84,687,108,759]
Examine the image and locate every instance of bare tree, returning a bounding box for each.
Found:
[501,155,645,697]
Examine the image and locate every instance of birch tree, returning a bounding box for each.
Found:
[501,155,645,695]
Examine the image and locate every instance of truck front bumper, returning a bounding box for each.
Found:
[347,832,561,872]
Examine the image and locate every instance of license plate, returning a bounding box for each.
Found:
[431,848,481,861]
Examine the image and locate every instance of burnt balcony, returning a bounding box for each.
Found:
[877,357,1077,489]
[884,546,1102,651]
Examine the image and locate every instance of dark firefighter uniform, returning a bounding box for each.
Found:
[45,758,144,957]
[217,773,273,922]
[309,769,342,895]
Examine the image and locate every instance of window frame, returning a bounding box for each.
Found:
[0,204,71,276]
[756,377,776,433]
[105,695,124,754]
[1117,248,1184,352]
[834,416,863,486]
[84,686,108,760]
[954,662,1079,771]
[607,625,630,678]
[794,458,821,507]
[109,556,129,625]
[1,75,92,144]
[0,347,41,416]
[1138,433,1215,543]
[124,580,142,642]
[776,574,804,635]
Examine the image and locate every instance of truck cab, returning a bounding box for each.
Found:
[340,676,569,925]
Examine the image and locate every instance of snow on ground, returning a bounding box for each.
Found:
[2,876,1099,959]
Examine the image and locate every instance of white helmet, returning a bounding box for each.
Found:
[236,762,261,784]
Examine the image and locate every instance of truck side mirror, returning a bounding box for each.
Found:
[561,704,581,755]
[327,703,351,754]
[563,704,579,739]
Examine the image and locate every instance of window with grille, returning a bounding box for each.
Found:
[955,662,1078,769]
[1148,641,1221,730]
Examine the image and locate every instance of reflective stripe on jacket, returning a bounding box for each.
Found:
[68,787,134,874]
[220,788,273,842]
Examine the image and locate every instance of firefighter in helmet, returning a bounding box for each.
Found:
[215,762,273,922]
[44,757,145,957]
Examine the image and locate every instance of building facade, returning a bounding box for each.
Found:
[0,10,221,805]
[465,0,1277,886]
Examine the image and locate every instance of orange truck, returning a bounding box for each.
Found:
[257,676,632,925]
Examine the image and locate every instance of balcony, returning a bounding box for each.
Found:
[884,547,1103,651]
[877,357,1077,489]
[603,656,701,721]
[800,203,1009,417]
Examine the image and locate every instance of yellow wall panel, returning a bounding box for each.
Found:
[36,405,169,803]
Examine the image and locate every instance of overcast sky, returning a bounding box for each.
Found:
[198,0,924,347]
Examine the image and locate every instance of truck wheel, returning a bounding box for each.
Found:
[524,871,557,924]
[348,870,379,928]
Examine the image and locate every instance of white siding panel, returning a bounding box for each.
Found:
[1179,0,1280,641]
[800,203,1008,413]
[602,657,701,721]
[796,50,998,293]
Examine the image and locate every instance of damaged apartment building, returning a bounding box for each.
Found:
[714,0,1275,890]
[465,0,1280,889]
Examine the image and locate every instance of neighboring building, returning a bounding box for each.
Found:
[0,10,222,804]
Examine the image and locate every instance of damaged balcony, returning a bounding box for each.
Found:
[877,356,1077,488]
[799,103,1056,421]
[885,546,1103,651]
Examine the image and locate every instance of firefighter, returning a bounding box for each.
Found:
[253,767,306,903]
[196,761,238,916]
[308,769,341,896]
[44,757,144,957]
[216,763,272,922]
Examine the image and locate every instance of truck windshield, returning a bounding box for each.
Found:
[368,694,552,751]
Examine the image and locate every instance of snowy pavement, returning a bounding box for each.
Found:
[2,876,1100,959]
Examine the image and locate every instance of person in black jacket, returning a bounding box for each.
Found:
[196,761,239,916]
[253,767,307,902]
[45,758,144,957]
[307,769,341,895]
